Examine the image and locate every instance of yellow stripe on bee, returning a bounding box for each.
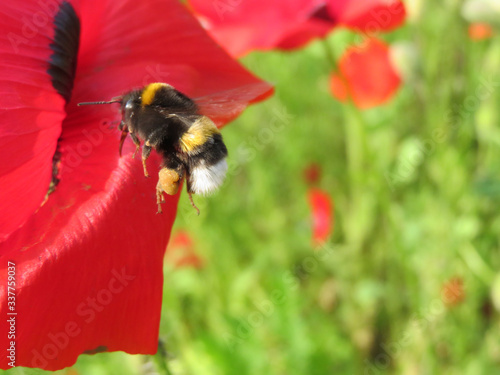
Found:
[141,82,172,106]
[180,116,220,153]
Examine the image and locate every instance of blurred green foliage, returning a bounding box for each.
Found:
[6,0,500,374]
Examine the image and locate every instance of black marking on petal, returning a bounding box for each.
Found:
[40,149,62,207]
[48,150,61,194]
[48,1,80,103]
[311,4,334,23]
[83,345,108,354]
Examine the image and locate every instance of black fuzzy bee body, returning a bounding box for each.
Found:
[79,82,228,214]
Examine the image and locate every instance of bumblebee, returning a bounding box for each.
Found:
[78,82,228,214]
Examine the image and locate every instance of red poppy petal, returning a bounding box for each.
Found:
[276,16,333,50]
[277,0,406,50]
[188,0,324,57]
[0,0,272,370]
[329,74,349,102]
[0,2,66,241]
[329,38,401,109]
[308,188,333,246]
[328,0,406,33]
[0,149,177,369]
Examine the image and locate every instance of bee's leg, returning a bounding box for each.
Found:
[118,122,128,157]
[118,120,126,131]
[155,176,169,214]
[142,144,152,178]
[156,165,184,213]
[187,191,200,216]
[156,184,164,214]
[184,173,200,215]
[130,133,141,159]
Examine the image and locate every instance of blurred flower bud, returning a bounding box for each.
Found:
[441,277,465,307]
[468,23,494,40]
[303,163,322,185]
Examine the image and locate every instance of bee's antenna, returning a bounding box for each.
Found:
[77,100,121,106]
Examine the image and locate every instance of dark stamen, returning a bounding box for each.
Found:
[48,1,80,103]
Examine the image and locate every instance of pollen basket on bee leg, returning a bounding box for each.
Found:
[158,167,182,196]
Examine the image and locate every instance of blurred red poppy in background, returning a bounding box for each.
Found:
[308,188,334,247]
[303,163,322,186]
[165,230,203,269]
[442,277,466,307]
[0,0,272,370]
[468,22,494,40]
[329,38,402,109]
[188,0,406,56]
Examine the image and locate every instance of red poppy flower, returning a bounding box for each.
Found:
[303,163,322,185]
[188,0,405,56]
[328,0,406,33]
[165,230,202,269]
[279,0,406,50]
[329,38,401,109]
[0,0,272,370]
[441,277,466,307]
[308,188,333,246]
[187,0,323,57]
[468,23,494,40]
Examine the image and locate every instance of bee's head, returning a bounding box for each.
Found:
[118,90,141,122]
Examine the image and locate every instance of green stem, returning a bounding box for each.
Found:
[322,38,340,74]
[152,349,174,375]
[323,39,370,251]
[344,104,367,189]
[322,39,367,191]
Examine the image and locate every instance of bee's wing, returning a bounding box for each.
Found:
[193,82,274,126]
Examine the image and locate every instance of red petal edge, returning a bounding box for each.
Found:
[188,0,325,57]
[328,0,406,34]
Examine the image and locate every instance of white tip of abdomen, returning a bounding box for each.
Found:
[189,159,228,195]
